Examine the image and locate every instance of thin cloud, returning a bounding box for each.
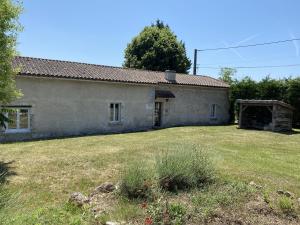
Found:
[289,32,299,57]
[236,34,260,45]
[221,34,259,61]
[222,41,246,61]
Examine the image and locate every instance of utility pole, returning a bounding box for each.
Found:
[193,49,197,75]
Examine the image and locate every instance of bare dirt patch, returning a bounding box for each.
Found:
[205,195,299,225]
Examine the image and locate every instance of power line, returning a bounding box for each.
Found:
[192,37,300,74]
[195,38,300,52]
[196,63,300,70]
[195,55,300,66]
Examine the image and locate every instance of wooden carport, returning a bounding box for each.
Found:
[236,100,294,132]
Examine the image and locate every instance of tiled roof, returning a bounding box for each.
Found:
[236,99,295,110]
[13,56,229,88]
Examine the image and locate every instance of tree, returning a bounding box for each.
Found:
[229,76,258,123]
[218,68,236,123]
[218,67,236,85]
[286,78,300,127]
[124,20,191,73]
[257,75,286,100]
[0,0,23,128]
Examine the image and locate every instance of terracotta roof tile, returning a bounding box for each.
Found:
[13,56,229,88]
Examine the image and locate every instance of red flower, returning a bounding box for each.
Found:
[145,217,153,225]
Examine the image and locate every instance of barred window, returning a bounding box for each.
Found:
[210,104,217,118]
[110,103,121,122]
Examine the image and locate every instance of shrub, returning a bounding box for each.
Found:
[120,161,155,200]
[278,196,295,215]
[156,144,214,191]
[262,190,271,204]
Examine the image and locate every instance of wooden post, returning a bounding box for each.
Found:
[272,104,276,131]
[239,103,243,128]
[193,49,197,75]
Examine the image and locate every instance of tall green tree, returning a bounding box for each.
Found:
[286,78,300,127]
[257,75,286,100]
[228,76,259,123]
[0,0,23,128]
[218,67,236,85]
[124,20,191,73]
[218,67,236,123]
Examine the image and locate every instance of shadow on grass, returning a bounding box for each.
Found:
[0,161,17,184]
[236,126,300,135]
[1,124,234,144]
[286,129,300,135]
[265,129,300,136]
[1,124,299,144]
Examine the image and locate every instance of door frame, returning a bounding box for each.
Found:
[154,101,163,127]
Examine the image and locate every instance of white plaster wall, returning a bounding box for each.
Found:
[155,85,229,127]
[0,76,229,141]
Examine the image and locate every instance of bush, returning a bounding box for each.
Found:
[278,196,295,215]
[119,161,155,200]
[156,145,214,191]
[286,78,300,127]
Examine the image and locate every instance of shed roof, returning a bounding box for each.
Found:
[236,99,295,110]
[13,56,229,88]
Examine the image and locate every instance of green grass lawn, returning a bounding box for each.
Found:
[0,125,299,224]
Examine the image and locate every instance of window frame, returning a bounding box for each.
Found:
[109,103,121,123]
[210,104,217,119]
[4,107,31,133]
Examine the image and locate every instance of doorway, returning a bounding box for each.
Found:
[154,102,162,127]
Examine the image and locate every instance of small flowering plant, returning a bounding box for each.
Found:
[144,216,153,225]
[142,197,187,225]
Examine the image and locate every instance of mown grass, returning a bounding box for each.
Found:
[0,125,299,224]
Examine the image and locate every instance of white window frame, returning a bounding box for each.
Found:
[109,103,121,122]
[4,108,31,133]
[210,104,217,119]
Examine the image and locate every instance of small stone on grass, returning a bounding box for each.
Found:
[277,190,294,198]
[90,182,115,197]
[69,192,89,207]
[249,181,262,189]
[106,222,120,225]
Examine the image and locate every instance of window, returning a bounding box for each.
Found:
[210,104,217,118]
[110,103,121,122]
[5,108,31,133]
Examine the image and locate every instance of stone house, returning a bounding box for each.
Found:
[0,56,230,142]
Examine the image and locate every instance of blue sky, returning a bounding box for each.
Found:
[18,0,300,80]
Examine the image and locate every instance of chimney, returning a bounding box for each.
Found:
[165,70,176,81]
